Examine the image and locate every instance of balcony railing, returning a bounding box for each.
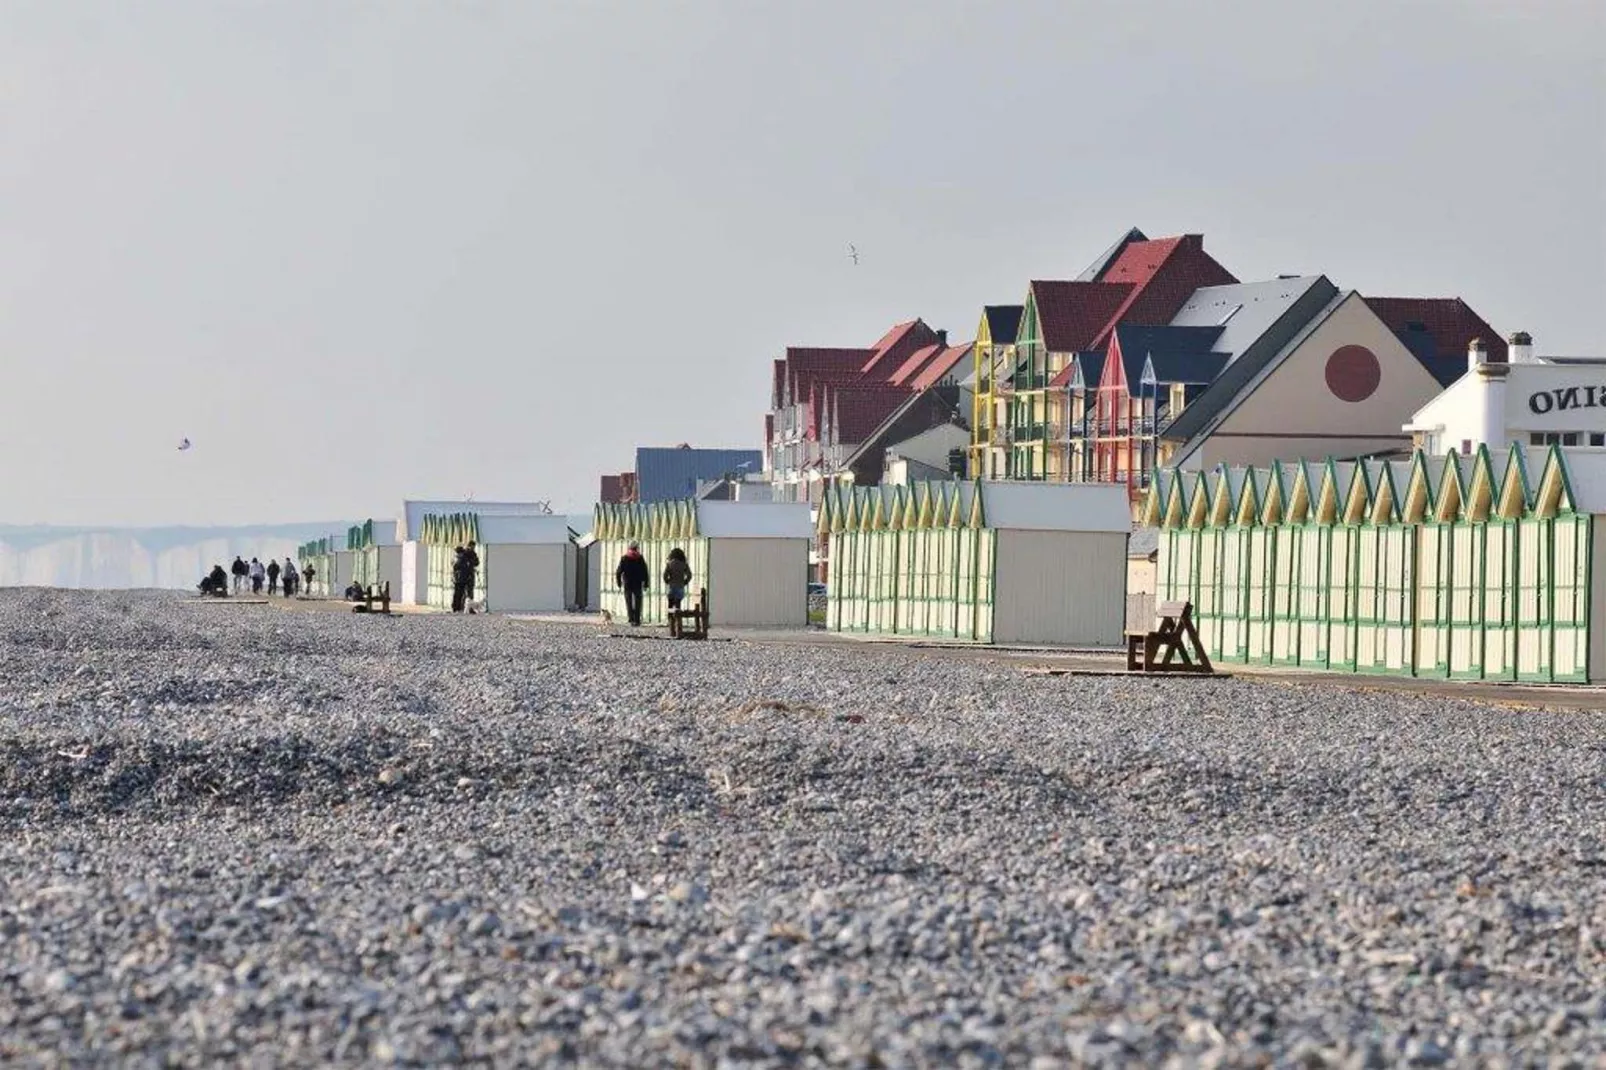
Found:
[1004,422,1066,445]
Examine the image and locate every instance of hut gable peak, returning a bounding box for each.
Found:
[1434,452,1467,523]
[1463,446,1500,523]
[1497,442,1533,520]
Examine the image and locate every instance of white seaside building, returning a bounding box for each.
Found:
[1406,333,1606,454]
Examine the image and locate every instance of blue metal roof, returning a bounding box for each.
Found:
[634,447,764,504]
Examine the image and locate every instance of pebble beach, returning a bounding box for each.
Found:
[3,588,1606,1066]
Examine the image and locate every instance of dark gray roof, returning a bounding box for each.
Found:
[1075,227,1148,282]
[983,305,1023,345]
[1159,276,1340,447]
[1111,325,1227,387]
[1069,351,1106,391]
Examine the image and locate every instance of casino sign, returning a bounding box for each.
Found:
[1528,386,1606,415]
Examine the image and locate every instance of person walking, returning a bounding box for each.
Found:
[615,541,650,626]
[249,557,265,594]
[282,558,299,597]
[304,562,317,596]
[230,556,249,595]
[451,540,481,614]
[265,558,281,596]
[663,547,692,614]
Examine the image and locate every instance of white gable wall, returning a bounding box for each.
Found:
[1197,293,1440,470]
[885,423,970,472]
[483,543,569,613]
[400,542,427,604]
[993,530,1126,646]
[708,537,809,627]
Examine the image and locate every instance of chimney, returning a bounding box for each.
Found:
[935,329,948,347]
[1509,331,1533,365]
[1471,338,1510,450]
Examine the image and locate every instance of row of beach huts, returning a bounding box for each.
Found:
[306,446,1606,684]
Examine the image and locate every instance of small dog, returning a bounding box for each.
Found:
[599,608,614,627]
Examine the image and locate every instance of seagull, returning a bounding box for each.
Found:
[848,244,859,265]
[177,437,192,452]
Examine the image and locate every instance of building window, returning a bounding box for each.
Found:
[1563,433,1581,446]
[1592,433,1605,447]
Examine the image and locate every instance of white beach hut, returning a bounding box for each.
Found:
[397,500,561,607]
[415,509,576,613]
[822,480,1131,646]
[594,500,813,627]
[348,519,401,594]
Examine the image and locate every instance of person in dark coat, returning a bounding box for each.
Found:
[615,541,650,626]
[265,558,281,595]
[663,547,692,612]
[230,556,249,595]
[451,540,480,614]
[199,563,229,596]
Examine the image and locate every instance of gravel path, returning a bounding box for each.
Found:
[3,589,1605,1066]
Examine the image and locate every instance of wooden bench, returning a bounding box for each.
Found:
[352,581,391,615]
[667,587,709,640]
[1125,599,1213,673]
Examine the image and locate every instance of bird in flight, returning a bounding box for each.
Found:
[177,437,192,452]
[848,244,859,265]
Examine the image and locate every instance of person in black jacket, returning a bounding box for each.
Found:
[615,541,650,626]
[230,556,249,595]
[452,540,481,614]
[199,563,229,597]
[265,558,281,595]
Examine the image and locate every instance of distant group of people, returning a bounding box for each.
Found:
[199,556,313,598]
[195,544,481,611]
[614,541,692,626]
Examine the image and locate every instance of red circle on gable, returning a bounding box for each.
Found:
[1325,345,1381,403]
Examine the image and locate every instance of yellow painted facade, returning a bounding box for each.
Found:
[969,309,1014,480]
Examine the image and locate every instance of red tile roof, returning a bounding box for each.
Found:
[784,346,874,371]
[1044,234,1238,388]
[1090,234,1238,351]
[782,348,873,408]
[870,319,916,348]
[826,384,910,445]
[1363,296,1508,363]
[862,319,942,377]
[889,344,943,386]
[910,342,974,391]
[1030,281,1134,352]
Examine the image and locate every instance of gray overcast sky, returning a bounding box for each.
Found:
[1,0,1602,526]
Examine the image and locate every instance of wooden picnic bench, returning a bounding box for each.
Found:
[1125,599,1213,673]
[667,587,709,640]
[352,581,391,615]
